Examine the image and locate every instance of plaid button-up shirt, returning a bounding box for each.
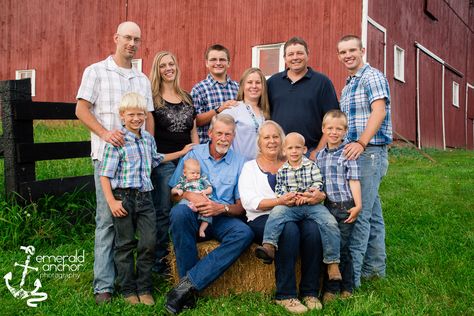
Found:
[340,63,392,145]
[76,56,154,160]
[99,128,164,192]
[191,74,239,143]
[317,142,360,202]
[275,156,323,196]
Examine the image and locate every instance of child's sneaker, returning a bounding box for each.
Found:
[124,294,140,304]
[255,243,275,264]
[275,298,308,314]
[327,263,342,280]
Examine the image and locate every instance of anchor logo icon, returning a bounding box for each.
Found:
[4,245,48,307]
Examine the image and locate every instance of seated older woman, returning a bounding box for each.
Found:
[238,120,325,314]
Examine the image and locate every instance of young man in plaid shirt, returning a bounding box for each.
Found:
[317,110,362,302]
[99,92,192,306]
[255,132,342,281]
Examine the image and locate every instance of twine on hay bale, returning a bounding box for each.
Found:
[168,240,301,297]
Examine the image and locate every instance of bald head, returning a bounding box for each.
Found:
[116,21,141,36]
[284,132,306,147]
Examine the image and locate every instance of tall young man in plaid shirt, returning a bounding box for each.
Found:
[255,132,342,281]
[99,92,192,305]
[191,44,239,143]
[317,110,362,302]
[75,21,154,304]
[337,35,392,288]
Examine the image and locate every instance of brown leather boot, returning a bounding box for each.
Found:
[255,243,275,264]
[327,263,342,280]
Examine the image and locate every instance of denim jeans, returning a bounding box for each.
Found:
[93,160,115,294]
[324,202,355,293]
[169,204,254,291]
[263,204,340,264]
[112,189,157,296]
[350,145,389,287]
[150,162,175,274]
[249,215,323,299]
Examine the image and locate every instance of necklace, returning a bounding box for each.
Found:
[244,103,264,133]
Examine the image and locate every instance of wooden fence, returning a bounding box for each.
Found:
[0,79,94,201]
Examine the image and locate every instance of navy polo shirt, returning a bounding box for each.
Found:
[268,67,339,149]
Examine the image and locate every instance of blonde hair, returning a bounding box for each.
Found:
[149,51,192,109]
[184,158,200,171]
[119,92,147,113]
[284,132,306,147]
[236,68,270,119]
[257,120,286,159]
[322,109,348,129]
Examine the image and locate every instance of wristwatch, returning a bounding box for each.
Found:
[224,205,230,215]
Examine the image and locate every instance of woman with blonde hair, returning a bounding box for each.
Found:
[222,67,269,160]
[149,51,198,276]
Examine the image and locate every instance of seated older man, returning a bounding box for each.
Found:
[164,113,254,314]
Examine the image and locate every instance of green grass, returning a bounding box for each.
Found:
[0,124,473,315]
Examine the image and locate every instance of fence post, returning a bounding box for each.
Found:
[0,79,35,198]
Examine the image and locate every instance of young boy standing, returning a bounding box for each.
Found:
[99,92,192,305]
[317,109,362,302]
[255,132,342,281]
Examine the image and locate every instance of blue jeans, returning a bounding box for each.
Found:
[249,215,323,299]
[112,189,157,296]
[93,160,115,294]
[263,204,340,264]
[150,162,175,274]
[324,202,355,293]
[350,145,389,287]
[169,204,254,291]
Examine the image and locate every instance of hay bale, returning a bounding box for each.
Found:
[168,240,301,297]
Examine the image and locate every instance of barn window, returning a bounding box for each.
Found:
[252,43,285,78]
[394,45,405,82]
[132,59,142,72]
[15,69,36,96]
[452,81,459,108]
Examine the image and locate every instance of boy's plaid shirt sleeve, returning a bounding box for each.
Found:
[99,144,120,178]
[309,163,323,190]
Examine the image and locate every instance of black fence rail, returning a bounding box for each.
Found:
[0,79,94,201]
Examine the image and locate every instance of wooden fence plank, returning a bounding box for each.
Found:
[19,175,95,201]
[17,141,91,162]
[12,100,77,120]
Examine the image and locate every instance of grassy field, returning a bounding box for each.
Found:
[0,122,473,315]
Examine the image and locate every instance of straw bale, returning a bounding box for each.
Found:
[168,240,301,297]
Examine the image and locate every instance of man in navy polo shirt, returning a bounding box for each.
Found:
[268,37,339,160]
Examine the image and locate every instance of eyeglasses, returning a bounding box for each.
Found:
[117,34,142,44]
[207,58,228,64]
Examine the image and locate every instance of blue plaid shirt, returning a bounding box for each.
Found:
[340,63,392,145]
[99,127,164,192]
[191,74,239,143]
[316,141,360,202]
[275,156,323,196]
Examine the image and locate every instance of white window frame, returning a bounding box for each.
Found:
[132,59,142,72]
[15,69,36,96]
[452,81,459,108]
[394,45,405,82]
[251,43,285,79]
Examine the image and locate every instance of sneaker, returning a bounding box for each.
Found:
[94,292,112,305]
[302,296,322,310]
[255,244,275,264]
[327,263,342,281]
[340,291,352,299]
[124,294,140,304]
[275,298,308,314]
[139,293,155,306]
[322,292,337,304]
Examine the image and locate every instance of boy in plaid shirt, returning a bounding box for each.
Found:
[317,110,361,301]
[99,92,192,305]
[255,132,342,280]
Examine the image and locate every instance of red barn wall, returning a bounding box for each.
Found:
[0,0,362,103]
[369,0,473,148]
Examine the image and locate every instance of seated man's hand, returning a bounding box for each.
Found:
[182,191,209,204]
[195,200,224,217]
